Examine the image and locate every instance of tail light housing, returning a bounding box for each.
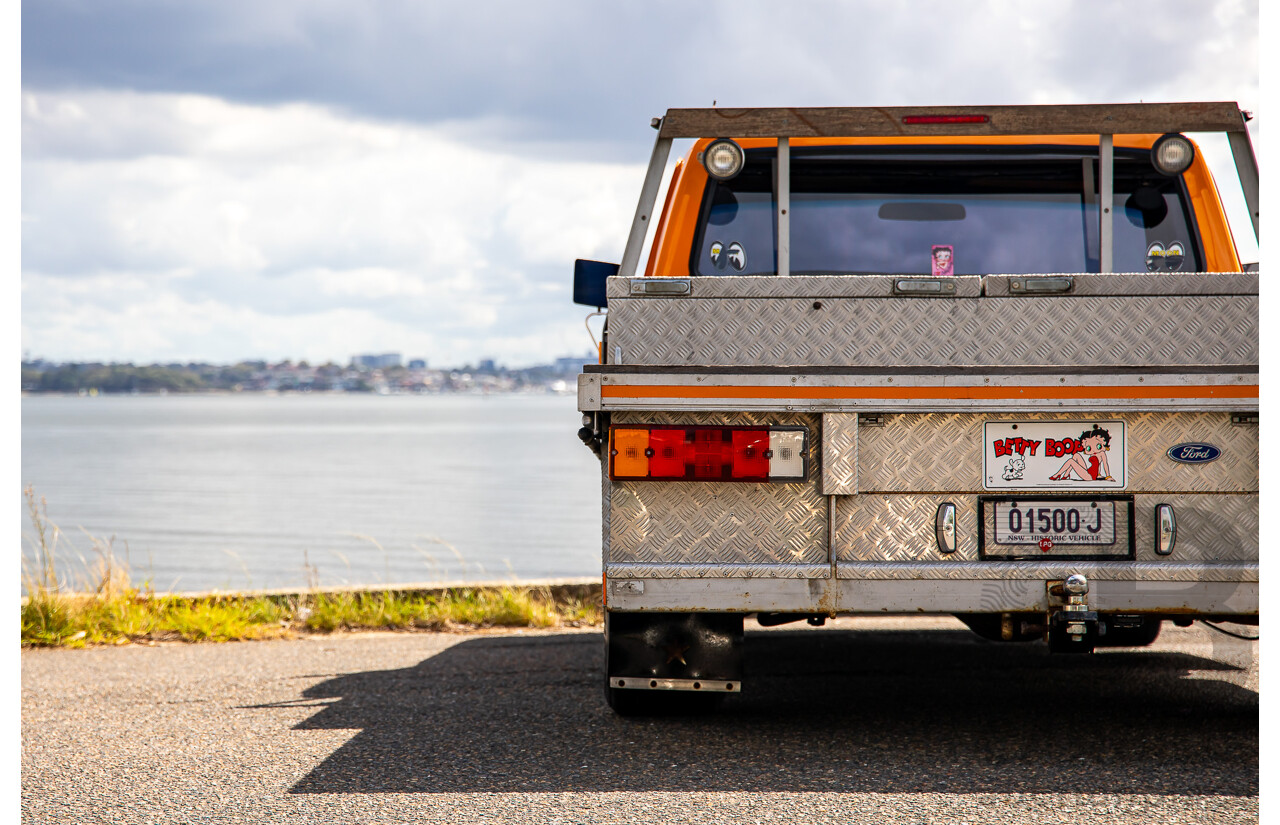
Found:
[609,425,808,482]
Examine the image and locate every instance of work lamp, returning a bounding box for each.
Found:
[702,139,745,181]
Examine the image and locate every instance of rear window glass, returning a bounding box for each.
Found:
[692,148,1201,276]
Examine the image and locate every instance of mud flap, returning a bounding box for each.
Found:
[605,611,744,689]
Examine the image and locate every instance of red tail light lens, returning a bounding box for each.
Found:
[609,425,807,482]
[648,428,689,477]
[731,430,769,478]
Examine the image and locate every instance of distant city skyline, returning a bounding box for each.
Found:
[21,1,1258,366]
[22,350,596,371]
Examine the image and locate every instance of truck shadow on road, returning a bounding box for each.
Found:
[288,627,1256,795]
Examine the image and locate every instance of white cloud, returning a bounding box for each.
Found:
[19,1,1258,364]
[22,90,636,365]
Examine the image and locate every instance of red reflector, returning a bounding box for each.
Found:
[649,429,689,477]
[731,429,769,479]
[902,114,990,124]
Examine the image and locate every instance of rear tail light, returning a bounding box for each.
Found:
[609,426,808,481]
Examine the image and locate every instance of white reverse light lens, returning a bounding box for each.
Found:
[703,138,745,181]
[1151,133,1195,176]
[767,430,805,478]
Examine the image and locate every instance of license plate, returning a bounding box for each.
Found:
[992,500,1116,546]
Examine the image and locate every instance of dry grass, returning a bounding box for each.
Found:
[20,486,601,648]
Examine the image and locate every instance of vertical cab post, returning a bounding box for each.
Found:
[1227,109,1260,240]
[1099,134,1114,273]
[618,123,673,279]
[776,137,791,277]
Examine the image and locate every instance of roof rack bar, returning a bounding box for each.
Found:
[618,126,672,279]
[659,102,1247,140]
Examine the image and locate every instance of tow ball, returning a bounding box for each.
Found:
[1047,574,1098,653]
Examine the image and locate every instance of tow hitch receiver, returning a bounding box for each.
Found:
[1047,574,1098,653]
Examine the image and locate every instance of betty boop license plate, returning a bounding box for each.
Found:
[983,420,1125,491]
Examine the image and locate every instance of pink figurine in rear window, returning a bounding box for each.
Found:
[931,244,954,277]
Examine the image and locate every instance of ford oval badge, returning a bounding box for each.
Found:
[1167,443,1221,464]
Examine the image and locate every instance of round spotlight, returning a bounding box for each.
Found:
[702,138,745,181]
[1151,133,1195,176]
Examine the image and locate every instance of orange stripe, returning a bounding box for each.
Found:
[601,384,1258,400]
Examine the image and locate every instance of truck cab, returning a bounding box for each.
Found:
[574,104,1259,714]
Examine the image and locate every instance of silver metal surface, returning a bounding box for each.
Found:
[605,274,984,299]
[607,411,825,572]
[833,491,1254,566]
[1101,134,1114,273]
[855,412,1257,494]
[618,133,672,280]
[1064,574,1089,595]
[821,413,858,495]
[603,575,835,612]
[606,295,1257,368]
[606,563,830,580]
[603,574,1256,614]
[776,137,790,277]
[601,450,612,563]
[606,481,827,568]
[1132,493,1255,562]
[1156,504,1176,555]
[835,560,1256,582]
[582,370,1257,413]
[834,494,979,563]
[610,676,740,693]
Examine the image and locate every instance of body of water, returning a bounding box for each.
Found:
[21,393,602,593]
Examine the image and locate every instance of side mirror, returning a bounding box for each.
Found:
[573,259,617,308]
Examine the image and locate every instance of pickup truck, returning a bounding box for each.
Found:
[573,103,1259,714]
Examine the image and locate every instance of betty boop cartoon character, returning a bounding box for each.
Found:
[931,245,954,277]
[1049,425,1113,482]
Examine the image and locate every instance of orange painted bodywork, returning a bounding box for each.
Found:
[645,135,1241,278]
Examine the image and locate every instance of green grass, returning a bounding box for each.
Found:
[20,486,601,648]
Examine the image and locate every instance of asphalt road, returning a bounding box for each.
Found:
[22,617,1257,824]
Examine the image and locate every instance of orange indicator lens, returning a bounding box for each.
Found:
[611,429,650,477]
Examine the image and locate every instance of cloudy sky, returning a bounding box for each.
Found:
[20,0,1260,368]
